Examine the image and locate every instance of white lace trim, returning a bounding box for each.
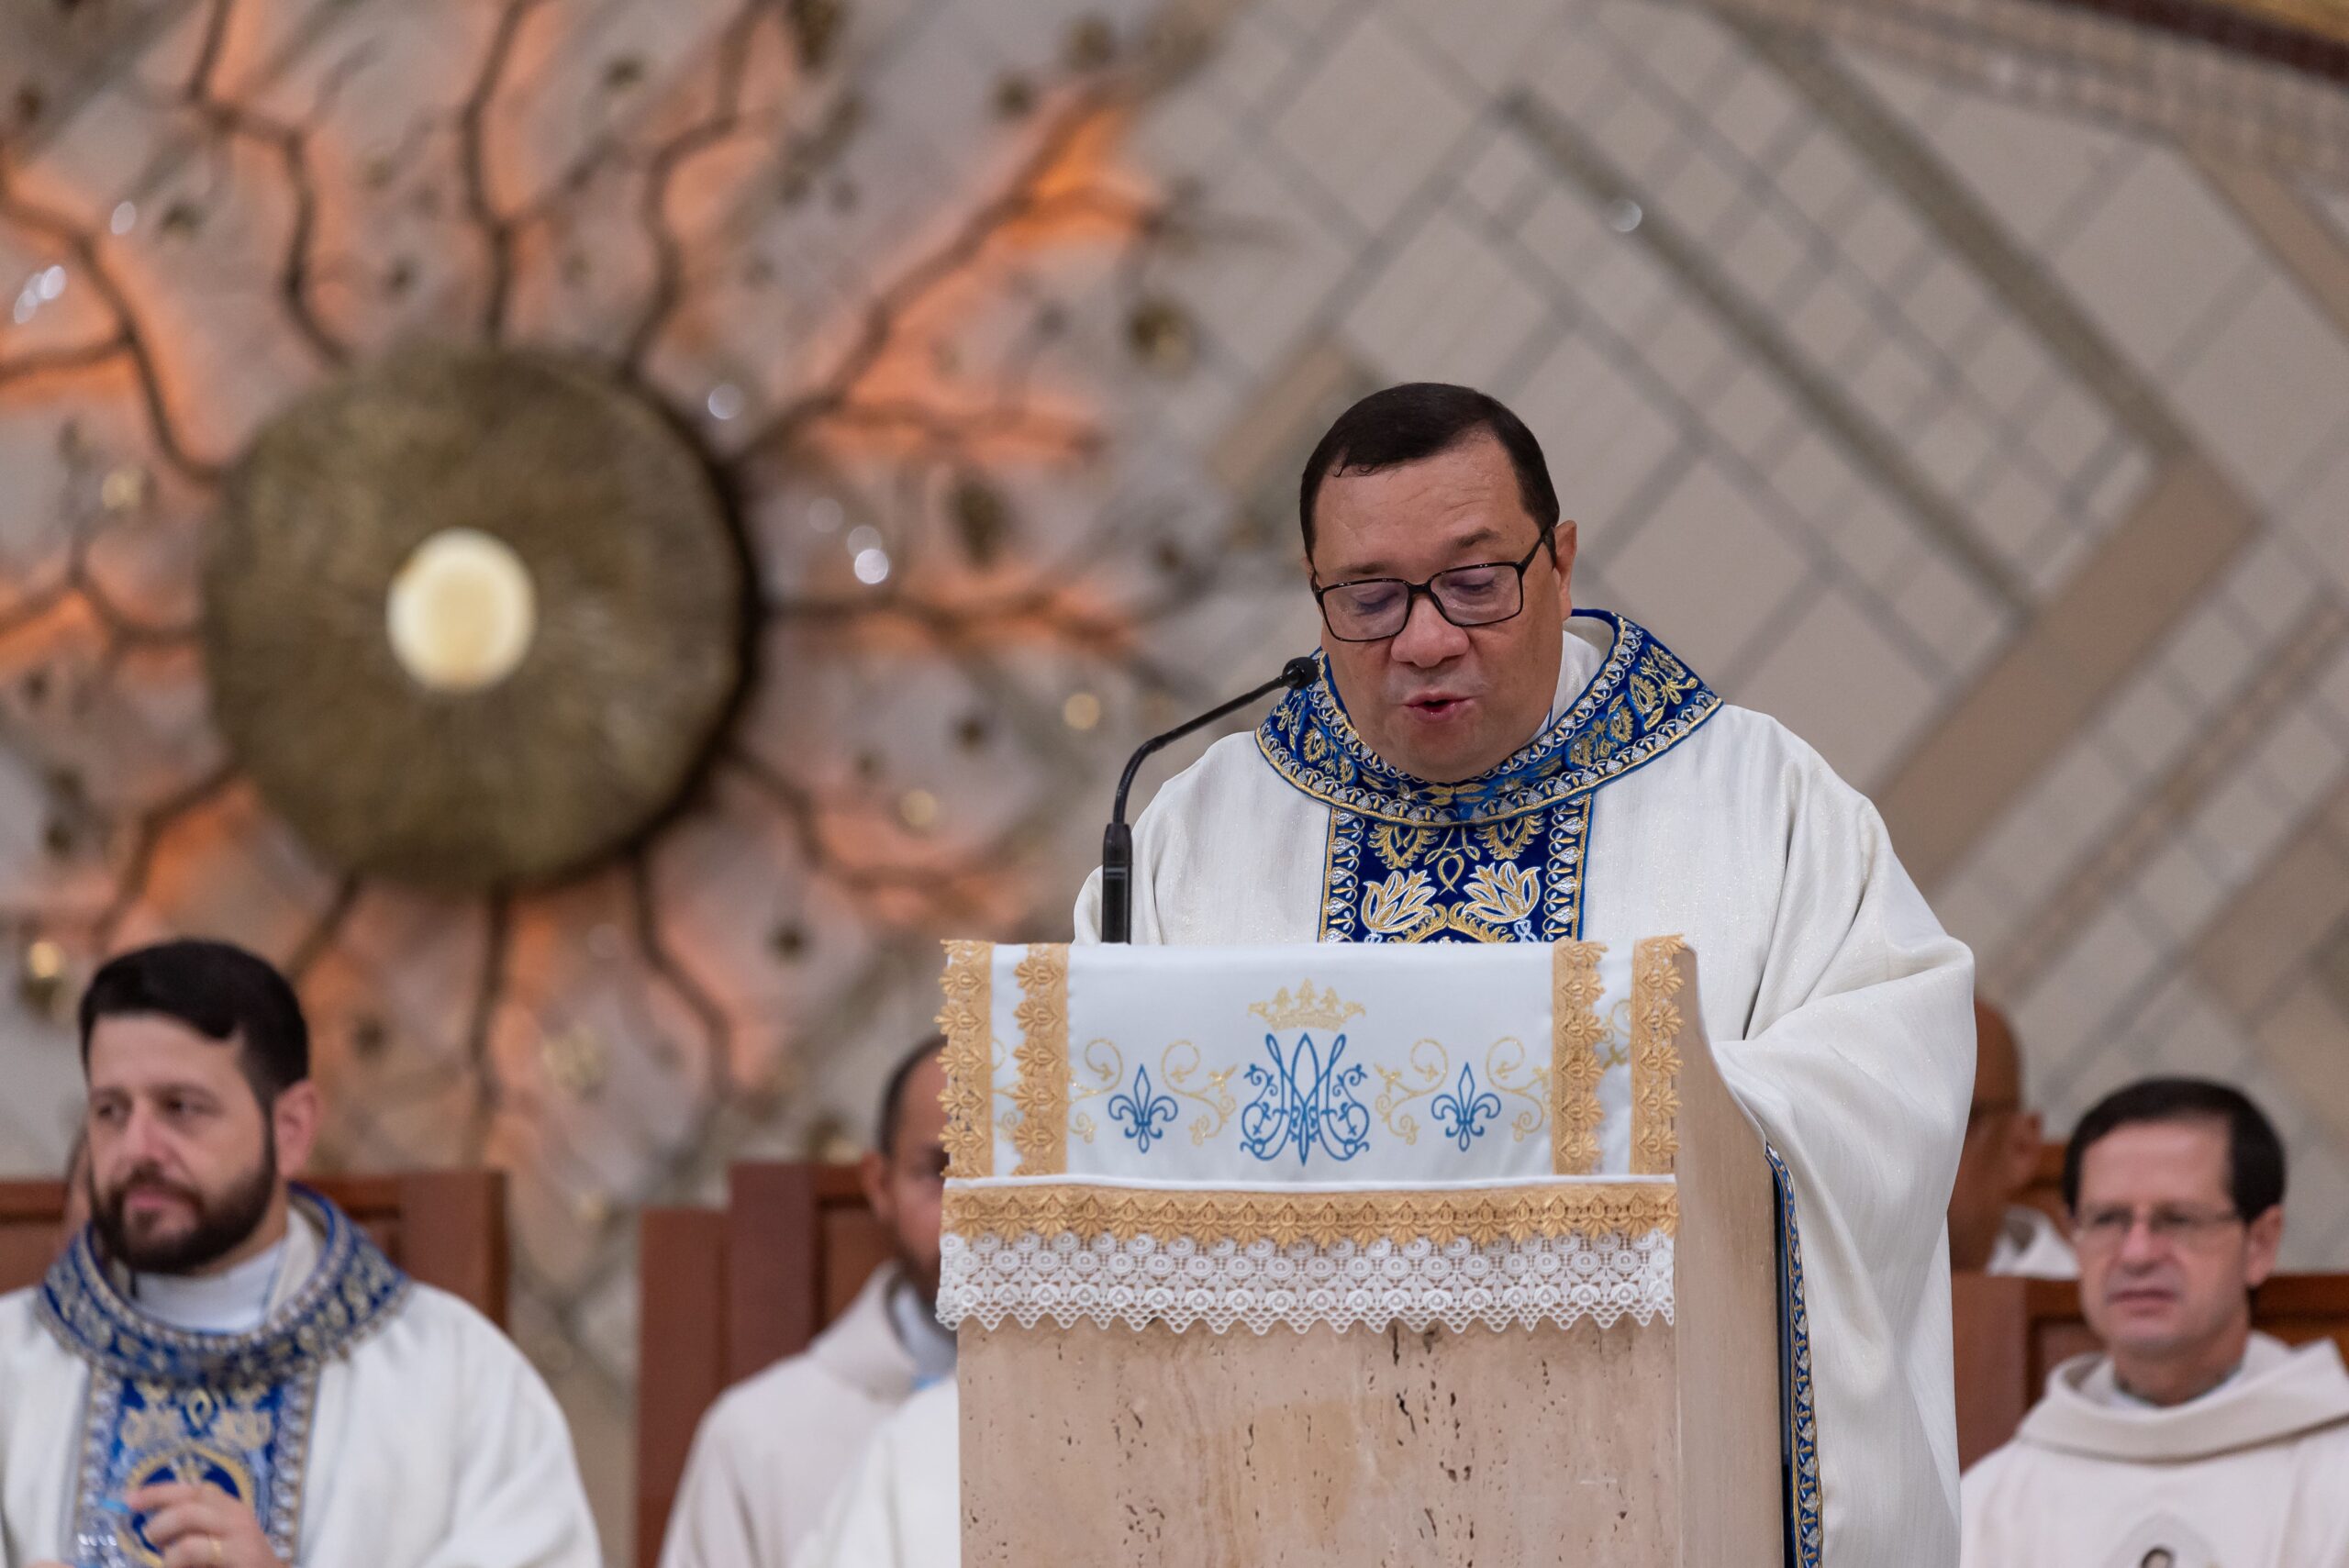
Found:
[939,1227,1675,1335]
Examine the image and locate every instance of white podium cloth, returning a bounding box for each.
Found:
[937,938,1691,1336]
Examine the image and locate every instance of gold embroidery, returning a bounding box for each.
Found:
[1069,1039,1240,1148]
[1486,1036,1549,1142]
[1248,980,1364,1033]
[1462,861,1539,928]
[1373,1039,1450,1144]
[1369,823,1435,870]
[1011,944,1070,1175]
[1553,940,1608,1173]
[1375,1038,1548,1145]
[1631,935,1687,1175]
[1362,870,1437,938]
[936,940,994,1179]
[1162,1040,1239,1144]
[945,1180,1677,1249]
[1476,813,1541,862]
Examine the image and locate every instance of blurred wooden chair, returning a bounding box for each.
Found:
[0,1169,509,1324]
[635,1162,890,1568]
[1953,1272,2349,1468]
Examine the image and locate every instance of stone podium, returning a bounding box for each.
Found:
[935,936,1812,1567]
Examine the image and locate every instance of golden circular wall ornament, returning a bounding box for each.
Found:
[204,345,748,891]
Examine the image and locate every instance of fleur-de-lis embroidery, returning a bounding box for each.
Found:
[1107,1065,1177,1152]
[1431,1064,1503,1151]
[1240,1032,1371,1164]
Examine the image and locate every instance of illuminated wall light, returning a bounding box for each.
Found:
[705,382,745,420]
[385,528,540,693]
[100,465,150,515]
[1062,691,1102,730]
[846,522,890,584]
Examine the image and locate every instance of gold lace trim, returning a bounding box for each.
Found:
[937,940,994,1179]
[1552,940,1608,1173]
[1010,944,1070,1176]
[1631,935,1686,1175]
[945,1181,1678,1249]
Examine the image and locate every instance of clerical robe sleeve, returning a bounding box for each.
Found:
[413,1307,602,1568]
[1711,740,1974,1568]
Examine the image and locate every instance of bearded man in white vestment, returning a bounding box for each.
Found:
[804,382,1974,1568]
[661,1039,958,1568]
[1962,1079,2349,1568]
[0,939,597,1568]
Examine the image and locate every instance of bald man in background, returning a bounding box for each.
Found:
[1948,1000,2076,1277]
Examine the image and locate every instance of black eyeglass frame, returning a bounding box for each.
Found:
[1310,524,1558,644]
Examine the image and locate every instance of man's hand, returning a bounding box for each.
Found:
[124,1481,286,1568]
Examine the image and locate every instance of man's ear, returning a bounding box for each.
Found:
[272,1081,322,1178]
[860,1147,896,1228]
[1551,520,1577,616]
[2245,1204,2284,1289]
[1999,1109,2043,1196]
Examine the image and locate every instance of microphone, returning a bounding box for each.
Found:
[1098,656,1318,944]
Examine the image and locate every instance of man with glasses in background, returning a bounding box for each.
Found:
[1961,1078,2349,1568]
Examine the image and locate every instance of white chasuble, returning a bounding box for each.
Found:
[790,1382,960,1568]
[1960,1334,2349,1568]
[1065,609,1975,1568]
[0,1188,598,1568]
[661,1263,928,1568]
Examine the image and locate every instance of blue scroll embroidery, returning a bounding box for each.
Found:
[1107,1065,1178,1152]
[1240,1032,1371,1164]
[1766,1145,1823,1568]
[1430,1064,1503,1151]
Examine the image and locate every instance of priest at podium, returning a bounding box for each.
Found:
[1068,383,1976,1566]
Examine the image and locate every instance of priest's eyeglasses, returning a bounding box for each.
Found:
[2072,1204,2244,1251]
[1313,527,1554,643]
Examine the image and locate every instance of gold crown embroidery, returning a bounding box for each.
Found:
[1248,981,1365,1033]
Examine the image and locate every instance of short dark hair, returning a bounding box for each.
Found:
[875,1033,946,1157]
[2063,1077,2286,1219]
[78,939,310,1106]
[1298,383,1562,556]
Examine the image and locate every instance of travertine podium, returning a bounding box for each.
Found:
[935,937,1809,1567]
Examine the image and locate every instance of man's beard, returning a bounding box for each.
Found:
[91,1137,277,1275]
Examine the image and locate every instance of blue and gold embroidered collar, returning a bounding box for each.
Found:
[1256,609,1720,828]
[37,1184,410,1385]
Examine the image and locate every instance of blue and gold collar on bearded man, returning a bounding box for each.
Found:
[36,1185,411,1568]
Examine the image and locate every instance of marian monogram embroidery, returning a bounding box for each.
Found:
[1240,1031,1371,1164]
[1259,610,1720,948]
